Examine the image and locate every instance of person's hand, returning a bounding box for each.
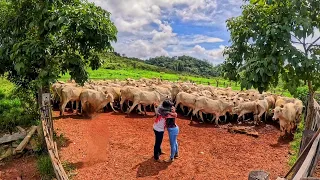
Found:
[171,106,176,113]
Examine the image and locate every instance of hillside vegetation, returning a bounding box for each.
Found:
[146,55,222,77]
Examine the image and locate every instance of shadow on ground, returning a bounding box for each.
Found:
[133,157,171,178]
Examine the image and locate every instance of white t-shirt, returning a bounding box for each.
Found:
[153,115,166,132]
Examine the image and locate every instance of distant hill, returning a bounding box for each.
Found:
[145,55,222,77]
[102,53,222,78]
[101,53,174,74]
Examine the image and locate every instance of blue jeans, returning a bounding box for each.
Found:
[168,126,179,159]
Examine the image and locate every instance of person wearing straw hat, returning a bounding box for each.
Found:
[153,100,175,162]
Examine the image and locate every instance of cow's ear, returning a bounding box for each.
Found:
[280,105,284,108]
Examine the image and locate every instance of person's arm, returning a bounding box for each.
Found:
[168,112,177,118]
[168,106,177,117]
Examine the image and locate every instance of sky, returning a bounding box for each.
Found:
[88,0,244,65]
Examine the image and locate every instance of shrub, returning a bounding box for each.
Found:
[37,155,55,179]
[0,79,39,133]
[0,98,25,132]
[293,86,309,105]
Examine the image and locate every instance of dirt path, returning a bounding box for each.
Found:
[54,111,290,180]
[0,155,40,180]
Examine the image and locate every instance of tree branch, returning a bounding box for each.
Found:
[303,37,308,56]
[307,36,320,52]
[291,33,304,44]
[291,41,304,44]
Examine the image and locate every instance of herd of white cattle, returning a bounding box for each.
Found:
[52,77,304,137]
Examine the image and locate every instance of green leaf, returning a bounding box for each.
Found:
[14,62,24,74]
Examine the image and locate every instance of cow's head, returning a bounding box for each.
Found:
[272,107,282,121]
[104,93,114,103]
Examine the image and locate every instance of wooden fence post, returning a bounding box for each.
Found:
[299,130,315,156]
[310,142,320,176]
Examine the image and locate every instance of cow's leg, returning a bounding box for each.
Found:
[256,110,265,125]
[70,101,74,112]
[186,108,193,116]
[279,120,285,136]
[109,102,118,113]
[60,100,69,116]
[179,104,185,114]
[237,112,244,124]
[74,101,79,114]
[199,112,205,123]
[144,105,147,116]
[136,104,142,113]
[127,100,131,108]
[199,111,204,122]
[120,98,126,112]
[80,100,87,115]
[211,114,215,123]
[127,102,138,116]
[215,114,220,126]
[264,111,267,122]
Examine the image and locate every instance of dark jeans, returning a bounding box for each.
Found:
[153,129,164,160]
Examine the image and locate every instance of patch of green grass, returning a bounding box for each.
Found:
[37,155,55,180]
[53,132,69,148]
[289,120,304,167]
[62,161,77,179]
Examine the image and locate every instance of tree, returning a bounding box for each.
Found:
[0,0,117,94]
[223,0,320,129]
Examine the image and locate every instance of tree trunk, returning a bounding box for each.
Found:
[305,80,315,130]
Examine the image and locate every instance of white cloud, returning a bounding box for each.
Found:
[179,35,224,45]
[89,0,243,64]
[193,45,206,53]
[169,44,225,64]
[207,45,225,60]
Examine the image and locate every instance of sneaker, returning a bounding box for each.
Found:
[174,155,179,159]
[154,159,162,163]
[160,152,166,155]
[164,158,174,162]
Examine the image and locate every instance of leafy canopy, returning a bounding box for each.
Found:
[0,0,117,87]
[223,0,320,94]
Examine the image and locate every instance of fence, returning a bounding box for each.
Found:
[40,93,69,180]
[283,99,320,180]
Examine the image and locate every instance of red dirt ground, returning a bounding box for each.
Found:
[0,155,40,180]
[54,111,290,180]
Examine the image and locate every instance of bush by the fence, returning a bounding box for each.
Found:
[293,86,309,105]
[37,155,55,179]
[0,79,39,133]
